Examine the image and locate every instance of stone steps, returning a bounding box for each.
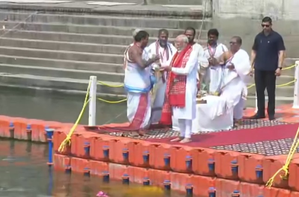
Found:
[0,46,124,64]
[0,8,294,103]
[0,37,127,54]
[0,73,124,95]
[0,12,211,29]
[1,30,207,45]
[0,64,124,82]
[148,0,202,5]
[0,54,124,73]
[0,22,192,37]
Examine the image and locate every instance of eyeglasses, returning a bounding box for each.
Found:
[261,24,270,27]
[229,41,237,45]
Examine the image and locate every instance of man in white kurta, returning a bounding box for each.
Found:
[171,27,208,132]
[196,36,250,131]
[145,29,177,123]
[203,29,228,94]
[124,30,159,134]
[160,35,198,143]
[219,36,251,125]
[221,37,251,125]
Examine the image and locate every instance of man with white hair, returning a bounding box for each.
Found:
[160,34,198,143]
[145,29,177,123]
[171,27,208,133]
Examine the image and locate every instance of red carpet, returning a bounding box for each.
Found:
[146,123,299,147]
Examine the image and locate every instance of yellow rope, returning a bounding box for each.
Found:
[247,64,296,89]
[97,81,124,88]
[97,97,127,104]
[58,81,91,153]
[266,126,299,187]
[264,64,298,188]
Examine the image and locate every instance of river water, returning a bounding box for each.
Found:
[0,87,127,125]
[0,139,186,197]
[0,88,186,197]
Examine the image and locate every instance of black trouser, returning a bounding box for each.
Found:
[254,69,276,116]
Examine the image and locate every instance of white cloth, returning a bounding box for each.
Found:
[192,43,209,80]
[219,49,251,120]
[172,96,233,133]
[178,119,192,138]
[124,46,152,93]
[173,49,251,133]
[127,92,152,129]
[124,44,153,128]
[144,42,176,123]
[203,43,228,93]
[172,43,208,131]
[171,47,198,120]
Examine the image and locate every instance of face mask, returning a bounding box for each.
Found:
[159,39,167,47]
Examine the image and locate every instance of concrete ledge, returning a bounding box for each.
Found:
[0,3,210,18]
[0,72,125,94]
[0,83,126,98]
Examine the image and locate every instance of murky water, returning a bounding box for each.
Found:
[0,88,186,197]
[0,87,127,125]
[0,139,185,197]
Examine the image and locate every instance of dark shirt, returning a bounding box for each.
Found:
[252,30,285,71]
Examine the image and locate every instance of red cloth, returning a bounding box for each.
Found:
[160,44,193,125]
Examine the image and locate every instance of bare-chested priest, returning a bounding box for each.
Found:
[124,30,160,134]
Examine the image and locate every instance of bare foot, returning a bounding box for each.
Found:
[234,119,242,127]
[180,138,192,143]
[170,137,183,142]
[138,130,145,136]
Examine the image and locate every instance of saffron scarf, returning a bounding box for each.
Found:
[160,44,193,125]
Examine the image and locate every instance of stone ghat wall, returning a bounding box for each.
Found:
[213,0,299,58]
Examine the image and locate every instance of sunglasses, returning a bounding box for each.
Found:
[261,24,270,27]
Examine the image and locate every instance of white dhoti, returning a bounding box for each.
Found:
[127,92,152,129]
[209,66,223,93]
[151,79,166,123]
[233,96,244,120]
[177,119,192,138]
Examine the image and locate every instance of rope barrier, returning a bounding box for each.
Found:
[96,64,296,103]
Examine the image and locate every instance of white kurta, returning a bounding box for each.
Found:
[172,43,207,131]
[124,45,153,129]
[193,43,209,77]
[203,43,228,93]
[171,48,198,120]
[193,49,250,132]
[145,42,176,123]
[217,49,251,120]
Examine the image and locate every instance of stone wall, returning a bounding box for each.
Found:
[211,0,299,58]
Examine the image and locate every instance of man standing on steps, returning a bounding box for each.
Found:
[249,17,286,120]
[124,30,160,134]
[171,27,208,132]
[160,34,198,143]
[145,29,177,123]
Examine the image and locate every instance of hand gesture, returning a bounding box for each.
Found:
[249,68,254,76]
[151,54,160,62]
[227,63,235,70]
[275,68,281,76]
[161,66,172,72]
